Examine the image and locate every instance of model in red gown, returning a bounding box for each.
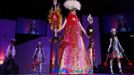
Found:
[58,9,91,74]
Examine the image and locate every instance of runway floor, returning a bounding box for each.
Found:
[11,74,134,75]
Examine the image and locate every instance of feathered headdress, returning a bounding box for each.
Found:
[64,0,81,10]
[48,3,62,31]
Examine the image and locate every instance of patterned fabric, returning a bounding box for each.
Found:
[107,50,123,58]
[58,12,91,74]
[32,48,45,73]
[34,48,45,63]
[37,50,43,62]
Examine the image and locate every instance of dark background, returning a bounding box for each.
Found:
[0,0,134,19]
[0,0,134,74]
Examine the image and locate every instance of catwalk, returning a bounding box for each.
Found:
[12,74,134,75]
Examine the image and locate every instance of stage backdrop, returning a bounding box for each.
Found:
[82,15,101,68]
[16,17,47,36]
[15,21,52,74]
[103,13,134,33]
[16,37,51,74]
[0,19,16,65]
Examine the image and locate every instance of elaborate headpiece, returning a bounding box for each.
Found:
[48,0,62,31]
[64,0,81,10]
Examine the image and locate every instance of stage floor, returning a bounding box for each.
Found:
[18,74,134,75]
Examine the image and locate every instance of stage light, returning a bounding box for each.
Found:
[130,35,134,37]
[0,59,4,65]
[0,51,5,65]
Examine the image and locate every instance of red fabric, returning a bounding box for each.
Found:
[65,12,79,26]
[107,51,123,58]
[58,11,91,74]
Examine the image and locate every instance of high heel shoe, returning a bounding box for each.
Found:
[111,71,114,75]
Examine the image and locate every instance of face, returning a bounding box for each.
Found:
[71,10,76,15]
[111,30,116,35]
[38,42,42,47]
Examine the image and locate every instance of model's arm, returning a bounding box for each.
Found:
[5,45,10,58]
[107,38,112,53]
[78,21,89,38]
[57,19,67,32]
[42,48,45,58]
[12,46,16,58]
[33,48,37,59]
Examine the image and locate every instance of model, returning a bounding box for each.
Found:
[5,39,16,59]
[32,42,45,74]
[2,39,19,74]
[117,15,130,32]
[107,28,124,74]
[58,0,91,74]
[29,20,39,35]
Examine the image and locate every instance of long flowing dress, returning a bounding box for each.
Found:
[58,12,91,74]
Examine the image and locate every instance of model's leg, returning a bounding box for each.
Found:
[39,63,42,74]
[33,63,37,74]
[110,59,114,74]
[118,58,123,74]
[34,66,37,74]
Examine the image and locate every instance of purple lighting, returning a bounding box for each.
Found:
[0,19,16,65]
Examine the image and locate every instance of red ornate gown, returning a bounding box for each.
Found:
[58,12,91,74]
